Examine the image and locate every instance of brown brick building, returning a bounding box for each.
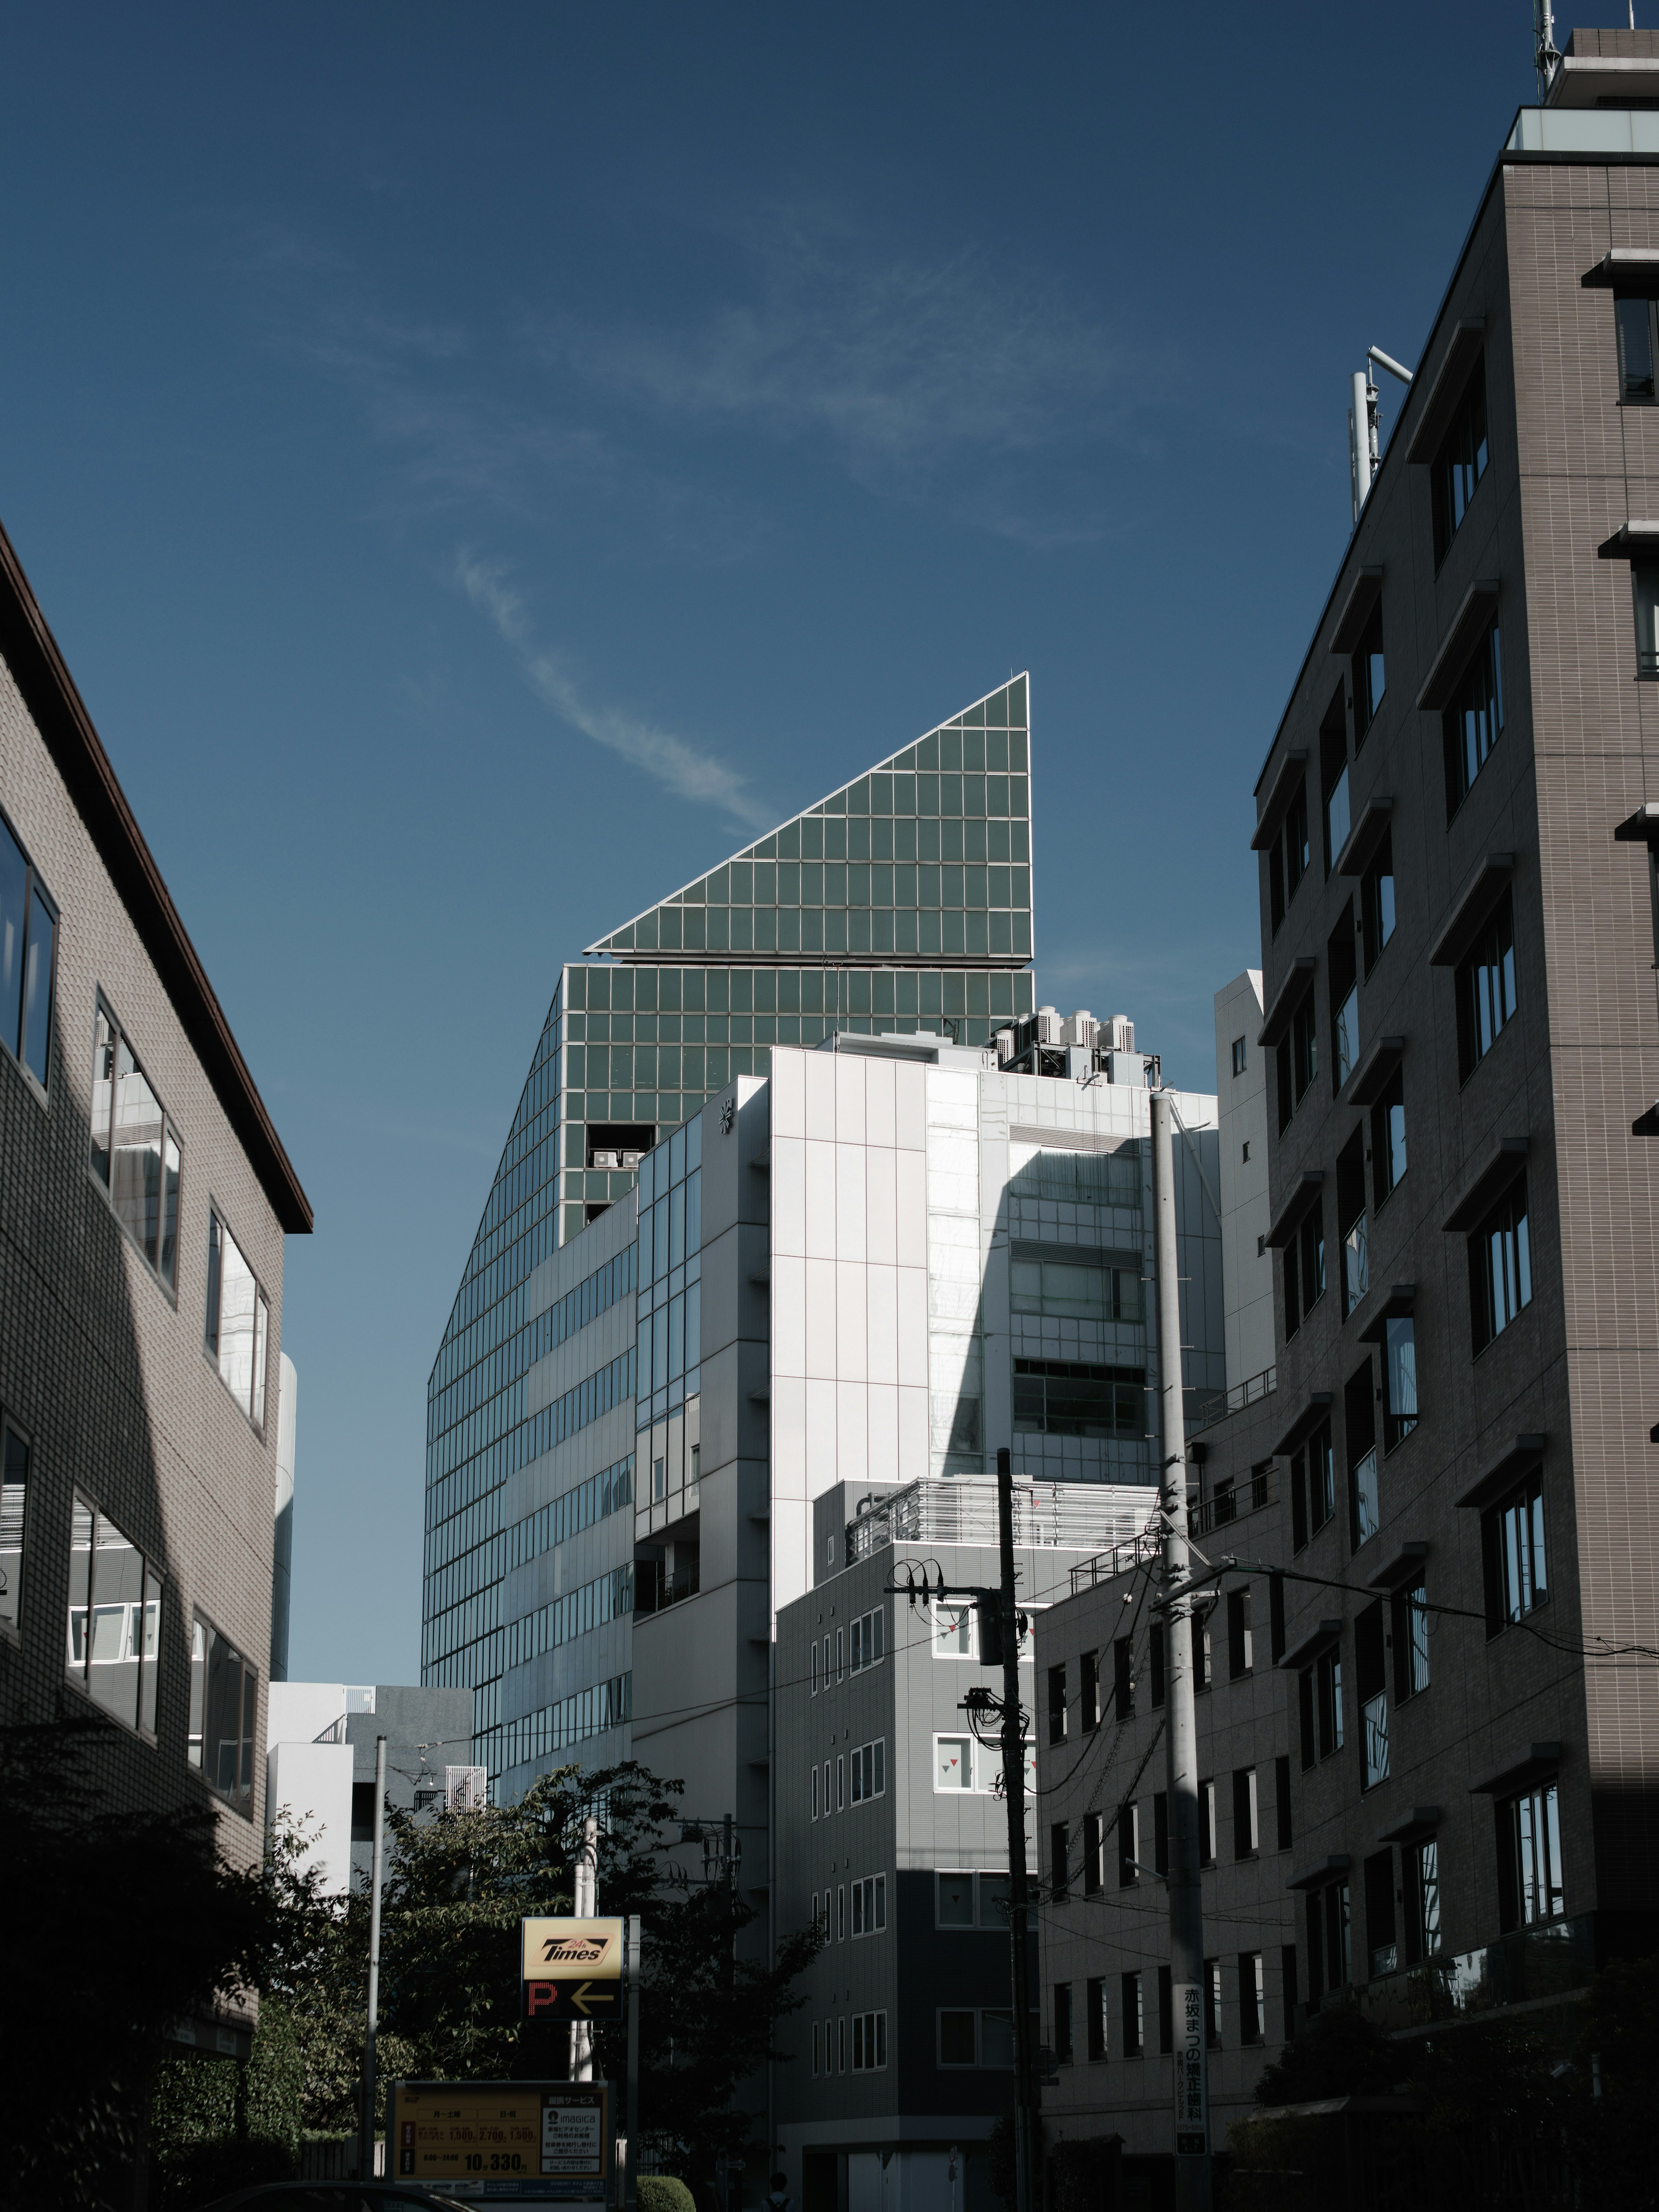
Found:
[0,515,311,1927]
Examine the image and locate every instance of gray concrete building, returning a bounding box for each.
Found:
[267,1678,474,1895]
[0,518,311,2015]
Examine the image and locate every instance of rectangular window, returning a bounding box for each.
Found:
[935,1735,973,1790]
[837,1754,845,1809]
[1471,1176,1532,1354]
[1292,990,1319,1107]
[1081,1646,1101,1729]
[1010,1254,1142,1323]
[1619,296,1659,401]
[1047,1662,1067,1745]
[837,1886,845,1941]
[1086,1977,1108,2062]
[1337,1129,1368,1320]
[1240,1952,1266,2046]
[1193,1610,1211,1693]
[934,1602,975,1657]
[1354,603,1386,743]
[810,1642,818,1696]
[1283,1199,1326,1340]
[822,1758,831,1812]
[1392,1579,1430,1700]
[1484,1471,1547,1634]
[91,1003,182,1290]
[1321,1879,1353,1992]
[850,1738,886,1802]
[1122,1972,1144,2058]
[1383,1317,1417,1453]
[1362,828,1396,973]
[1443,618,1505,818]
[937,1871,975,1927]
[1232,1767,1259,1859]
[1298,1664,1316,1770]
[838,2017,846,2073]
[1345,1362,1379,1548]
[1118,1802,1139,1888]
[850,1873,887,1936]
[1457,887,1518,1079]
[1404,1839,1442,1963]
[836,1627,845,1676]
[1321,709,1350,878]
[978,1872,1010,1929]
[1231,1035,1247,1077]
[1054,1983,1074,2065]
[812,2021,820,2078]
[1365,1847,1398,1977]
[1431,356,1489,565]
[1357,1602,1389,1789]
[1502,1779,1565,1929]
[938,2011,977,2067]
[1083,1812,1103,1896]
[811,1764,818,1820]
[1199,1780,1216,1867]
[0,804,57,1093]
[0,1419,29,1633]
[1275,1755,1293,1849]
[1268,778,1310,937]
[851,2010,887,2070]
[1051,1822,1070,1901]
[188,1611,256,1812]
[1205,1959,1222,2049]
[1316,1645,1344,1760]
[1227,1588,1253,1679]
[205,1210,270,1432]
[67,1492,163,1737]
[1012,1358,1144,1440]
[1635,563,1659,677]
[1371,1068,1407,1209]
[849,1606,885,1671]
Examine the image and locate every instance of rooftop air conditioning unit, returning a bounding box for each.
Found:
[620,1150,645,1170]
[1035,1006,1063,1045]
[992,1025,1017,1065]
[591,1149,620,1170]
[1106,1015,1136,1054]
[1062,1010,1099,1050]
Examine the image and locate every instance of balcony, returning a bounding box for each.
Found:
[1352,1913,1595,2031]
[634,1557,700,1616]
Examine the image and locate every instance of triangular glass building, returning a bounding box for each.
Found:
[423,677,1035,1741]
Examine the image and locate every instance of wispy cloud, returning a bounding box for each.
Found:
[455,550,774,830]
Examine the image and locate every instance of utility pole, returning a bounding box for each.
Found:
[1151,1092,1211,2210]
[995,1446,1039,2212]
[571,1814,599,2080]
[624,1913,641,2212]
[358,1732,388,2183]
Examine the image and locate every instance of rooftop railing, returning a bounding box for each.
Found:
[847,1476,1157,1566]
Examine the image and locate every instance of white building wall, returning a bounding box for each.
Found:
[267,1738,354,1895]
[1213,971,1274,1391]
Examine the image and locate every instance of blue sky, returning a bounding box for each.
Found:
[0,3,1547,1681]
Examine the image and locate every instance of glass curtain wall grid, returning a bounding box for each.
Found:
[421,677,1036,1764]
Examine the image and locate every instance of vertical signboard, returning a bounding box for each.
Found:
[521,1916,626,2023]
[1172,1980,1208,2157]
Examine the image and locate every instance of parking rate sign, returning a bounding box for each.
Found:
[521,1914,626,2022]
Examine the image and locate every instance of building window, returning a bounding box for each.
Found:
[1471,1176,1532,1354]
[1443,618,1505,818]
[1357,1602,1389,1790]
[838,2017,846,2073]
[938,2011,977,2067]
[1193,1611,1211,1693]
[188,1611,256,1813]
[1354,604,1386,743]
[934,1602,976,1657]
[1457,887,1519,1081]
[810,1642,818,1696]
[1011,1254,1141,1322]
[1382,1316,1418,1452]
[1292,988,1319,1105]
[90,1003,182,1291]
[852,2010,887,2070]
[1047,1662,1067,1745]
[1344,1363,1379,1549]
[1083,1814,1105,1896]
[1118,1802,1140,1887]
[1392,1579,1430,1700]
[205,1210,270,1433]
[1371,1069,1408,1208]
[1618,296,1659,402]
[1365,1848,1398,1977]
[1290,1420,1335,1553]
[0,805,57,1095]
[1275,1755,1293,1850]
[837,1754,845,1810]
[0,1419,29,1633]
[1301,1644,1344,1770]
[937,2010,1014,2069]
[836,1885,846,1940]
[1239,1952,1266,2045]
[1308,1878,1352,1999]
[1199,1780,1217,1867]
[66,1492,162,1736]
[810,1764,818,1820]
[851,1738,885,1802]
[849,1607,884,1671]
[1431,356,1489,566]
[1268,778,1310,936]
[822,1758,831,1812]
[1484,1470,1547,1634]
[1231,1036,1247,1077]
[1500,1780,1565,1930]
[1232,1767,1259,1859]
[1282,1199,1326,1341]
[935,1869,1010,1929]
[1121,1972,1145,2057]
[1082,1646,1102,1729]
[850,1874,887,1936]
[1361,829,1396,973]
[812,2021,820,2078]
[1054,1983,1074,2065]
[1086,1977,1108,2061]
[1227,1588,1253,1679]
[1329,904,1359,1093]
[1404,1839,1442,1962]
[1635,564,1659,677]
[1050,1821,1070,1900]
[1012,1359,1144,1440]
[1337,1129,1368,1319]
[1321,712,1350,878]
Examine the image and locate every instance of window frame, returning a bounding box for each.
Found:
[66,1488,164,1741]
[89,998,183,1297]
[188,1608,258,1815]
[1430,354,1490,568]
[0,799,59,1103]
[1361,828,1396,974]
[1353,603,1386,745]
[1483,1469,1548,1636]
[1443,617,1505,820]
[1617,294,1659,404]
[204,1203,272,1434]
[1469,1174,1533,1355]
[0,1412,31,1640]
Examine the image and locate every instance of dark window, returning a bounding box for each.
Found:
[1193,1610,1211,1693]
[1618,296,1658,401]
[66,1492,163,1738]
[1431,356,1489,565]
[188,1611,257,1815]
[205,1210,271,1433]
[1268,778,1310,936]
[1443,618,1505,818]
[1382,1317,1418,1453]
[938,2011,976,2066]
[1157,1965,1173,2055]
[1357,1601,1389,1789]
[350,1780,378,1843]
[1118,1802,1139,1887]
[1153,1792,1169,1877]
[1274,1754,1293,1849]
[1204,1958,1222,2048]
[1337,1128,1368,1319]
[1270,1573,1286,1663]
[1199,1780,1216,1866]
[1361,827,1395,972]
[0,803,57,1094]
[1470,1175,1532,1353]
[1329,904,1358,1094]
[1231,1035,1248,1077]
[1013,1359,1143,1440]
[1346,1362,1379,1548]
[1457,887,1518,1080]
[1081,1648,1100,1730]
[1232,1766,1259,1859]
[1392,1578,1430,1700]
[1086,1977,1108,2061]
[1283,1198,1326,1340]
[1050,1823,1069,1901]
[1227,1588,1253,1679]
[1320,1880,1353,1993]
[1310,1644,1344,1761]
[89,1002,182,1291]
[1353,602,1386,742]
[1083,1813,1103,1897]
[1634,563,1659,676]
[1047,1663,1067,1745]
[1371,1068,1408,1208]
[1321,699,1350,877]
[1053,1984,1074,2064]
[1121,1972,1144,2057]
[1150,1626,1165,1708]
[1483,1469,1547,1635]
[1497,1778,1564,1931]
[1292,990,1319,1105]
[1240,1952,1266,2046]
[1281,1944,1299,2034]
[1403,1839,1442,1963]
[1290,1421,1335,1551]
[1364,1848,1398,1977]
[1112,1637,1132,1722]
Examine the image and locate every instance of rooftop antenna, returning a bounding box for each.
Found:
[1534,0,1561,102]
[1349,346,1415,524]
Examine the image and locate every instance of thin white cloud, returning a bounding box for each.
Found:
[455,551,774,831]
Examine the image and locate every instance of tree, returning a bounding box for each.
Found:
[1252,2002,1412,2104]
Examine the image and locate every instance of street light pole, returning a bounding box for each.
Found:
[995,1446,1039,2212]
[358,1732,388,2183]
[1151,1090,1211,2211]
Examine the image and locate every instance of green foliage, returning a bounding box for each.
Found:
[640,2174,699,2212]
[0,1719,284,2212]
[148,1997,305,2208]
[1252,2002,1412,2104]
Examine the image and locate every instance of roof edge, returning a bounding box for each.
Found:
[0,518,313,1234]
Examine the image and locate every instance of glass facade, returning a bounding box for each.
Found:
[422,677,1036,1762]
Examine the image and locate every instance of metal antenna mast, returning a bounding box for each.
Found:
[1534,0,1561,101]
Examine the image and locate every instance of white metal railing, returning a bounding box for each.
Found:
[847,1477,1157,1565]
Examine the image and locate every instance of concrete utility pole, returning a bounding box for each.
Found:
[995,1446,1040,2212]
[359,1733,388,2183]
[571,1814,599,2081]
[1150,1091,1211,2210]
